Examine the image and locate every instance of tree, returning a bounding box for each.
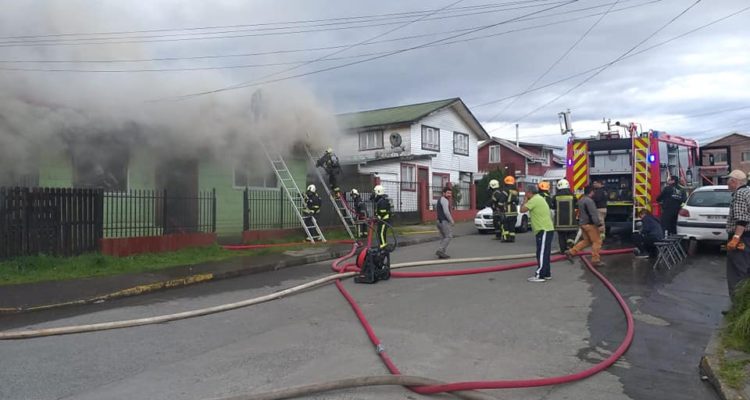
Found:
[475,168,507,209]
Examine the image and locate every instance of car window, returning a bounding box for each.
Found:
[687,190,731,207]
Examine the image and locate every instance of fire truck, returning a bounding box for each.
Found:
[564,122,700,234]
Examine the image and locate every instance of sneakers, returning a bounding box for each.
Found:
[527,276,546,283]
[634,254,650,259]
[436,250,450,259]
[544,276,552,280]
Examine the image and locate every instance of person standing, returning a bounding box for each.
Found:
[350,189,368,239]
[551,179,578,253]
[500,176,520,242]
[592,180,609,235]
[725,169,750,301]
[521,185,555,282]
[488,179,504,240]
[372,184,391,249]
[538,181,554,208]
[566,185,605,267]
[657,175,687,235]
[435,187,455,259]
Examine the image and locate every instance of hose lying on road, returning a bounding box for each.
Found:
[0,249,543,340]
[214,375,498,400]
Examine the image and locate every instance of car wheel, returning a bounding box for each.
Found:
[517,216,529,233]
[687,238,698,256]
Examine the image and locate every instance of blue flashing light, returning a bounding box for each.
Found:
[567,158,573,166]
[648,154,656,163]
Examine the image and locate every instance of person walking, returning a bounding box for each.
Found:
[551,179,577,253]
[725,169,750,303]
[566,185,605,267]
[657,175,687,235]
[521,185,555,282]
[435,186,455,259]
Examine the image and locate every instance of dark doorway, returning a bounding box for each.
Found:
[156,158,199,234]
[417,166,429,208]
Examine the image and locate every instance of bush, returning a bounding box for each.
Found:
[475,168,507,209]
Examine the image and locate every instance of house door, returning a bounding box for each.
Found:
[417,166,429,209]
[156,158,199,234]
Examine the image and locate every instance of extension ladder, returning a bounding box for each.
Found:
[304,146,356,240]
[261,143,326,243]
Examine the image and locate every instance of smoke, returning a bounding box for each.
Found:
[0,1,338,187]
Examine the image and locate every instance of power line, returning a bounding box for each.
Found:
[0,0,661,73]
[0,0,551,41]
[0,0,650,64]
[472,3,750,111]
[485,0,624,126]
[0,1,569,48]
[162,0,579,101]
[491,0,703,133]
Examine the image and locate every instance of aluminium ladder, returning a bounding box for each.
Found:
[304,146,357,240]
[261,143,326,243]
[632,136,651,232]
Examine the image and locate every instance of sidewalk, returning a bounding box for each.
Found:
[0,222,477,313]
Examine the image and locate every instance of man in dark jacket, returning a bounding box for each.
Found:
[567,185,605,267]
[657,175,687,235]
[499,176,519,242]
[538,181,554,208]
[372,184,391,249]
[633,209,664,258]
[316,148,342,195]
[551,178,577,253]
[351,189,368,239]
[302,184,322,231]
[592,180,608,234]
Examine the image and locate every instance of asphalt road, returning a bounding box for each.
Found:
[0,231,727,400]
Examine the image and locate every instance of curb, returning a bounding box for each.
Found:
[700,325,748,400]
[0,234,442,314]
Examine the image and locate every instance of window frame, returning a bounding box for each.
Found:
[453,132,470,156]
[488,145,501,163]
[742,151,750,162]
[541,149,551,166]
[400,163,417,192]
[358,129,385,151]
[421,125,441,152]
[72,155,130,194]
[432,173,450,200]
[233,164,279,190]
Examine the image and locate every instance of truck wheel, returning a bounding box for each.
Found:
[687,238,698,256]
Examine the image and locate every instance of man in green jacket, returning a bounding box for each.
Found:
[521,185,555,282]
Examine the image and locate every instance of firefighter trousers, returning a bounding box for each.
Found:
[502,213,517,242]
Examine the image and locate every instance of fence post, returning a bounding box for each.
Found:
[279,186,284,229]
[211,188,217,233]
[243,187,249,231]
[162,188,168,235]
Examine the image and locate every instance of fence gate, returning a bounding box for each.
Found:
[0,187,103,259]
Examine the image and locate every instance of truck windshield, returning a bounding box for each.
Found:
[687,190,731,208]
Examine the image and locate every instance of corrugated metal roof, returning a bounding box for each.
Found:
[337,98,458,129]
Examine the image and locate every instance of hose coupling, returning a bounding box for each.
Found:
[376,344,385,353]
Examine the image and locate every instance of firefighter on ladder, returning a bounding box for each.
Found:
[372,184,391,249]
[551,179,578,254]
[302,184,321,235]
[316,148,342,196]
[493,176,519,242]
[351,188,368,239]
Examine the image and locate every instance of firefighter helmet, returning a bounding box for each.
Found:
[326,147,333,154]
[538,181,550,191]
[489,179,500,189]
[504,176,515,185]
[351,188,359,196]
[556,179,570,190]
[373,185,385,196]
[307,184,316,193]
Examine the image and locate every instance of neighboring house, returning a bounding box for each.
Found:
[478,137,564,192]
[699,132,750,185]
[335,98,490,210]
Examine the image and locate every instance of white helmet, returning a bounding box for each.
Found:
[307,184,316,193]
[326,147,333,154]
[351,188,359,196]
[556,179,570,190]
[489,179,500,189]
[373,185,385,196]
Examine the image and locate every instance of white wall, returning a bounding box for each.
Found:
[338,126,411,164]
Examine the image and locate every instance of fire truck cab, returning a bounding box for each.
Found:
[565,124,699,234]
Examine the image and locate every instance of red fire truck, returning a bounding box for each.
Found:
[565,122,700,233]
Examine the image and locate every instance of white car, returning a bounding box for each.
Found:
[677,185,731,251]
[474,192,530,233]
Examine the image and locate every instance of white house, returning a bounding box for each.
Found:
[335,98,489,210]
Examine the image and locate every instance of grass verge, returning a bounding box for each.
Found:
[0,243,314,286]
[720,280,750,389]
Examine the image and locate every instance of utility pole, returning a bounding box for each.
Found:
[558,109,573,137]
[515,123,520,147]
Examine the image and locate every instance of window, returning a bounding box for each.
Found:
[453,132,469,156]
[401,163,416,191]
[542,149,551,166]
[72,153,129,193]
[489,145,501,163]
[432,173,450,199]
[421,125,440,151]
[742,151,750,162]
[359,130,384,151]
[234,164,278,188]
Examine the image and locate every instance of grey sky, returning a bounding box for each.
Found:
[0,0,747,149]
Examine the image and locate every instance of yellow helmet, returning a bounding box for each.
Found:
[504,176,515,185]
[538,181,550,191]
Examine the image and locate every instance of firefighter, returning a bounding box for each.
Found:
[657,175,687,235]
[538,181,553,208]
[500,176,519,242]
[551,178,577,254]
[351,188,368,239]
[488,179,505,240]
[372,184,391,249]
[316,148,342,196]
[302,184,321,233]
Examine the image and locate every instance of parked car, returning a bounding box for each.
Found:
[474,192,530,233]
[677,185,731,253]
